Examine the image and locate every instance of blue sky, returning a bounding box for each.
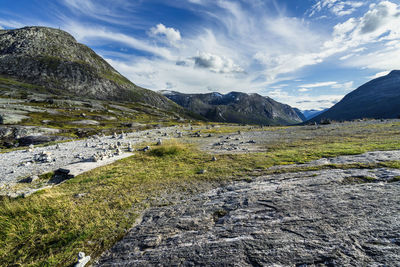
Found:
[1,0,399,110]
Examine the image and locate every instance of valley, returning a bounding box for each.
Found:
[1,119,400,266]
[0,25,400,267]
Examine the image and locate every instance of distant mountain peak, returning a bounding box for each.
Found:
[388,70,400,76]
[161,91,303,125]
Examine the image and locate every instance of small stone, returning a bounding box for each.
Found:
[197,169,207,174]
[140,146,150,152]
[74,252,91,267]
[212,156,217,161]
[156,139,162,146]
[27,144,34,152]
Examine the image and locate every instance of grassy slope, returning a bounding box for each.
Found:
[1,121,400,266]
[0,76,193,148]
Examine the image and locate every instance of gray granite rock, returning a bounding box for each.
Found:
[95,167,400,266]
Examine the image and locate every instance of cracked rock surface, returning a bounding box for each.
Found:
[95,166,400,266]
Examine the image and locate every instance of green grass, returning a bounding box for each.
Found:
[1,124,400,266]
[342,176,377,184]
[389,176,400,183]
[196,125,288,135]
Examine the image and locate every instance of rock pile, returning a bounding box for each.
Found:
[34,151,52,163]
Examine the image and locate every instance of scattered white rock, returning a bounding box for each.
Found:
[27,144,34,152]
[74,252,91,267]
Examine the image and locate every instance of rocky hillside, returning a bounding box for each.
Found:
[293,108,306,121]
[310,70,400,122]
[0,26,182,111]
[160,91,302,125]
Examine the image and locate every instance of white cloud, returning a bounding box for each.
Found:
[149,23,181,45]
[192,52,244,73]
[298,88,310,92]
[105,57,263,95]
[323,1,400,71]
[266,88,343,110]
[368,70,390,79]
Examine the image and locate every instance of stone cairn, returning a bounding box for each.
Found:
[34,151,53,163]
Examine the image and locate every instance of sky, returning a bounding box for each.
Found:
[0,0,400,110]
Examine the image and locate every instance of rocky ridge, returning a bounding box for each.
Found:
[0,26,182,111]
[310,70,400,122]
[161,91,303,125]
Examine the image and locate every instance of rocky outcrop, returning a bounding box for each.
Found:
[0,26,182,111]
[95,163,400,266]
[161,91,302,125]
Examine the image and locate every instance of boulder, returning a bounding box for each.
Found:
[18,135,68,146]
[0,113,29,124]
[70,120,100,126]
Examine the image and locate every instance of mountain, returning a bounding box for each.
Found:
[293,108,306,121]
[302,109,328,120]
[310,70,400,122]
[160,91,303,125]
[0,26,181,111]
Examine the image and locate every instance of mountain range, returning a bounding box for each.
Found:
[1,26,399,127]
[160,91,303,125]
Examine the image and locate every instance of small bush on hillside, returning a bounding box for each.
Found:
[149,144,184,157]
[319,118,332,125]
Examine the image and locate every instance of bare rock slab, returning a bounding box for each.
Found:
[54,153,133,181]
[95,168,400,266]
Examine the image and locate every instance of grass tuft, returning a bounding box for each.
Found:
[149,141,186,157]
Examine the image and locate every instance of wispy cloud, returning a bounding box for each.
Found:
[1,0,398,111]
[309,0,365,17]
[64,23,175,60]
[300,81,338,88]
